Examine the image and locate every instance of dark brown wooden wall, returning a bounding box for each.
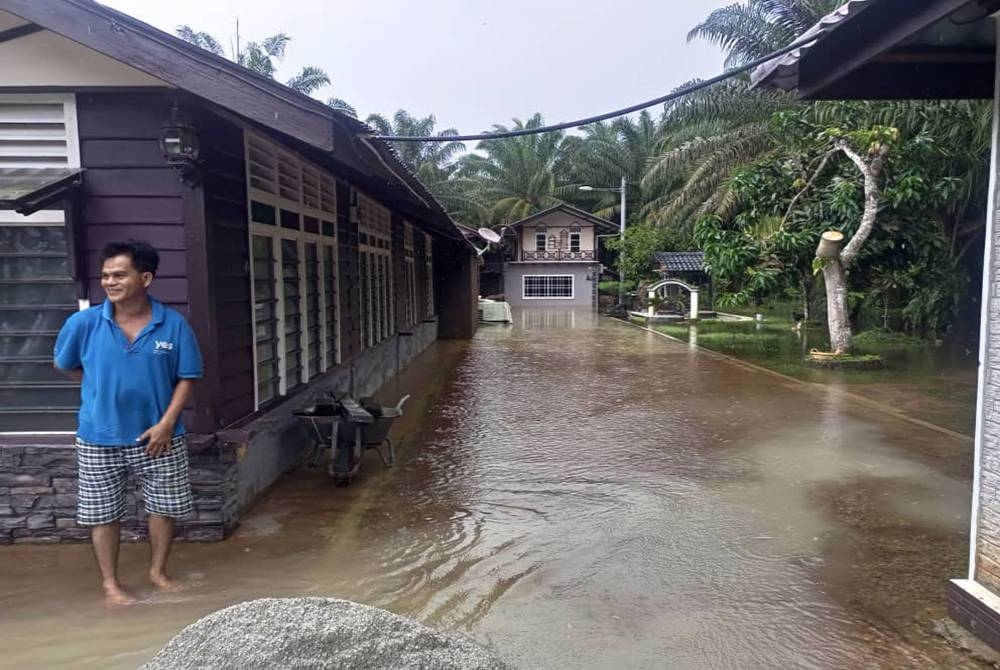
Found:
[195,108,253,429]
[414,232,428,323]
[436,238,478,339]
[77,93,187,310]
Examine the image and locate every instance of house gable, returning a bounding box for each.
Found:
[0,10,168,88]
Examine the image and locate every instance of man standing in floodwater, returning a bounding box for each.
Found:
[53,240,203,605]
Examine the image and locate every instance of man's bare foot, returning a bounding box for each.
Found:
[102,580,136,606]
[149,571,181,592]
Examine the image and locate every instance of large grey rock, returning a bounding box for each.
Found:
[142,597,510,670]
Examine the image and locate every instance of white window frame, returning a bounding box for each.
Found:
[245,132,339,409]
[535,232,546,252]
[522,274,575,300]
[0,93,80,230]
[358,193,393,347]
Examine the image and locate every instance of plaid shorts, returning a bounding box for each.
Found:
[75,436,194,526]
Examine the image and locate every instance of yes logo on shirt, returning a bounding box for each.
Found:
[154,340,175,354]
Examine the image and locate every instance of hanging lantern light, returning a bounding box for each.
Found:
[159,102,201,185]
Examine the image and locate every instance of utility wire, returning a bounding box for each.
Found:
[372,33,819,143]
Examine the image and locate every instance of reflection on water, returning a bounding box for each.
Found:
[0,308,984,669]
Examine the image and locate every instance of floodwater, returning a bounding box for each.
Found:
[656,319,978,436]
[0,310,986,669]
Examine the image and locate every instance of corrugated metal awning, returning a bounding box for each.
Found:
[0,167,83,215]
[750,0,874,91]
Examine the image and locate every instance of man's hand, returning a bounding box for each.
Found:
[138,421,175,458]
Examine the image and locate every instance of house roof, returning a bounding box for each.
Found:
[505,204,618,233]
[0,0,462,239]
[653,252,705,273]
[751,0,994,100]
[750,0,874,92]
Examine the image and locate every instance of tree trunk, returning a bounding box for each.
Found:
[802,284,810,321]
[822,260,852,353]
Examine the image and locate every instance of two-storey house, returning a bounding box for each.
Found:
[495,204,616,308]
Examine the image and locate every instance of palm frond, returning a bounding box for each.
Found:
[286,66,330,94]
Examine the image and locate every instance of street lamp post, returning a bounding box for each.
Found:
[579,176,627,307]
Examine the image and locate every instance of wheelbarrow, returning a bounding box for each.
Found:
[293,398,341,468]
[293,393,409,486]
[357,394,410,468]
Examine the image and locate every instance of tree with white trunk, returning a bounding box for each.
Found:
[805,127,897,353]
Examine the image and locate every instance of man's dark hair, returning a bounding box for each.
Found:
[100,240,160,275]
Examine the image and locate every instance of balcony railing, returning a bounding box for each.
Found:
[522,250,595,261]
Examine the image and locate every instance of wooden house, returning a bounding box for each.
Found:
[0,0,478,542]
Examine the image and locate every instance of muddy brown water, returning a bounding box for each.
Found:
[0,310,985,669]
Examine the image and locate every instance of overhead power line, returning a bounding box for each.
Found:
[371,34,816,143]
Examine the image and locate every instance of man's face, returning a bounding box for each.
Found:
[101,254,152,304]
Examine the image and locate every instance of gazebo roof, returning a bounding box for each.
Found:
[654,252,705,273]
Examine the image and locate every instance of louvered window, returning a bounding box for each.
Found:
[357,193,393,346]
[276,151,301,203]
[302,165,320,212]
[0,94,80,432]
[0,96,79,168]
[246,135,278,195]
[246,131,343,408]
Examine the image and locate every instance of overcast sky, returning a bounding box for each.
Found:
[104,0,732,134]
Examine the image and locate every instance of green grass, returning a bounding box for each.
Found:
[853,328,928,349]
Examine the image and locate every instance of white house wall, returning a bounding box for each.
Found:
[970,17,1000,595]
[522,210,598,250]
[0,13,168,88]
[504,263,599,308]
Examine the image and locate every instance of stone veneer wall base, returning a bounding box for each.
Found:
[0,320,437,543]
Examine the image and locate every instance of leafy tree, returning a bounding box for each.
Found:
[606,224,691,283]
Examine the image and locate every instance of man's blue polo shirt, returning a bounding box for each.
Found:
[54,297,203,446]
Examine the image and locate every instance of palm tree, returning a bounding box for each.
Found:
[364,110,465,173]
[642,77,791,229]
[364,110,485,225]
[688,0,844,67]
[175,26,332,96]
[459,114,572,225]
[567,111,661,224]
[638,1,844,227]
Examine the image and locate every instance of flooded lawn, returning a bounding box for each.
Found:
[0,310,986,669]
[653,319,978,437]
